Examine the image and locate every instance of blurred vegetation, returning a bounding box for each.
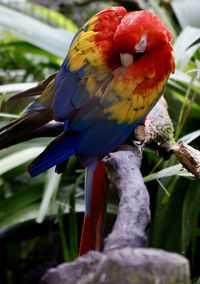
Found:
[0,0,199,283]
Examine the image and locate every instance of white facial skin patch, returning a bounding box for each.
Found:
[135,35,147,53]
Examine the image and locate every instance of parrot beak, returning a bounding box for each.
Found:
[120,51,144,67]
[120,53,134,67]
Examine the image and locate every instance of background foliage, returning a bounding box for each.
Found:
[0,0,199,283]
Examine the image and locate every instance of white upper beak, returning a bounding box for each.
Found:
[120,53,133,67]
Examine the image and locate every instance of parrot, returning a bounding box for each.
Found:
[0,6,175,255]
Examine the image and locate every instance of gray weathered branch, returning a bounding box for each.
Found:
[41,143,190,284]
[103,145,150,251]
[40,97,191,284]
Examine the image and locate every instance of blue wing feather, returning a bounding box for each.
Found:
[28,133,77,177]
[71,79,90,109]
[76,118,134,157]
[70,99,103,131]
[28,118,135,177]
[53,71,79,120]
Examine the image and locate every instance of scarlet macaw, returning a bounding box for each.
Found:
[0,7,175,255]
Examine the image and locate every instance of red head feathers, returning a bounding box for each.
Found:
[114,10,173,54]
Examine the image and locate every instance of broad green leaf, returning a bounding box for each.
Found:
[0,82,37,93]
[31,3,78,32]
[0,186,42,221]
[0,201,85,231]
[173,26,200,69]
[170,70,200,92]
[0,38,61,65]
[0,5,74,58]
[0,147,44,175]
[0,112,19,118]
[171,0,200,28]
[144,164,194,182]
[2,2,78,32]
[167,78,186,94]
[180,130,200,144]
[0,203,41,230]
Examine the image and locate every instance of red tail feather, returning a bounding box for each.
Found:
[79,161,107,255]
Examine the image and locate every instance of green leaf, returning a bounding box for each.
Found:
[173,92,200,119]
[173,26,200,69]
[144,164,194,182]
[149,178,200,254]
[171,0,200,28]
[58,205,70,261]
[0,147,44,175]
[36,168,62,223]
[30,3,78,32]
[0,5,74,58]
[2,2,78,32]
[0,82,37,93]
[182,185,200,256]
[174,69,198,139]
[0,112,20,118]
[180,130,200,144]
[0,200,85,232]
[0,203,41,230]
[0,186,42,222]
[170,70,200,92]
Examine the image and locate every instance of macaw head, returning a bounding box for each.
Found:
[114,10,173,67]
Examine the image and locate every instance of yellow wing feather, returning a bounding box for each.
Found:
[68,16,110,74]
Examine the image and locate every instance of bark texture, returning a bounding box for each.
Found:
[172,141,200,180]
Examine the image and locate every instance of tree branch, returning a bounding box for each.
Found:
[135,97,200,179]
[41,142,190,284]
[172,141,200,180]
[103,145,150,251]
[40,96,193,284]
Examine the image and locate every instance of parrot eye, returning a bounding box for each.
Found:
[135,35,147,53]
